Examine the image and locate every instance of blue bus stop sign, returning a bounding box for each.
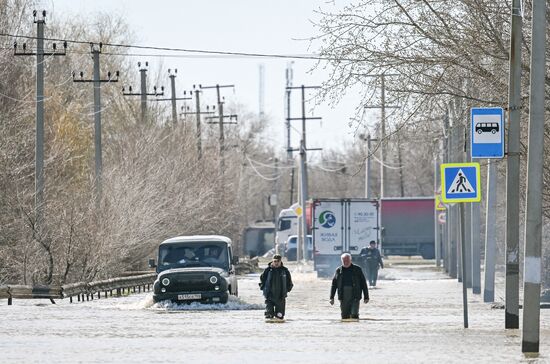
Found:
[471,107,504,159]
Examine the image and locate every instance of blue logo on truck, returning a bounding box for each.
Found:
[319,211,336,228]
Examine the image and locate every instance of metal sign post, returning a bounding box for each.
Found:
[441,162,481,328]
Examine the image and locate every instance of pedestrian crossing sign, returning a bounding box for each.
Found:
[440,163,481,203]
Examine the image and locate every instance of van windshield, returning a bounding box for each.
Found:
[287,236,312,249]
[158,241,229,272]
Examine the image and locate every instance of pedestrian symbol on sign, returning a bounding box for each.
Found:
[440,163,481,203]
[447,169,474,193]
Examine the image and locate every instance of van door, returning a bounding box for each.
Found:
[313,200,344,276]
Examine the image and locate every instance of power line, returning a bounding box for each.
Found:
[245,155,281,181]
[0,32,359,61]
[245,155,295,169]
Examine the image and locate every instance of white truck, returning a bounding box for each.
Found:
[275,207,298,255]
[312,198,379,277]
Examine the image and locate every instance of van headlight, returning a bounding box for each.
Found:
[161,277,170,286]
[209,276,218,284]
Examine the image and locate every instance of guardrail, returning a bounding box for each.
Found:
[1,273,157,305]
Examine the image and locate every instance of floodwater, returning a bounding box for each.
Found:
[1,261,550,363]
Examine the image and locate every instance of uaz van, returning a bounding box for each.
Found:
[149,235,238,304]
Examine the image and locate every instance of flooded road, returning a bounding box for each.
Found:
[2,261,550,363]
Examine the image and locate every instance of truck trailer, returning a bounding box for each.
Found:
[379,197,435,259]
[312,198,379,277]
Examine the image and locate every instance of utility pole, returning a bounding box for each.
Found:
[364,73,399,198]
[463,125,472,288]
[380,75,387,197]
[443,109,450,271]
[364,134,378,199]
[72,43,119,204]
[366,134,372,198]
[259,64,265,119]
[522,0,545,353]
[285,62,294,162]
[122,62,164,123]
[270,158,279,224]
[14,10,66,232]
[299,138,308,262]
[202,84,237,174]
[433,139,441,267]
[289,166,295,206]
[287,85,322,262]
[505,0,522,330]
[180,86,215,160]
[151,69,191,125]
[397,133,405,197]
[284,63,295,210]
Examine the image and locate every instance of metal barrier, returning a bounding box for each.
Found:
[2,273,157,305]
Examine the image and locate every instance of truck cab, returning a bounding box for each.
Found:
[275,208,298,255]
[150,235,238,304]
[242,221,275,258]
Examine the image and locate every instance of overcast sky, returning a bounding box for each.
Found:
[45,0,370,155]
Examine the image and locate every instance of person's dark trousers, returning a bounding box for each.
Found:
[366,263,379,286]
[265,298,286,318]
[340,286,360,319]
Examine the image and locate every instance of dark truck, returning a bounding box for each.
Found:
[242,221,275,258]
[379,197,435,259]
[149,235,238,304]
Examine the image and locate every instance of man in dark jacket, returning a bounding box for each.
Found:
[259,254,293,319]
[360,240,384,287]
[329,253,369,319]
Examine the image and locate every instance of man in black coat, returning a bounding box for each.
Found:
[259,254,293,319]
[360,240,384,287]
[329,253,369,319]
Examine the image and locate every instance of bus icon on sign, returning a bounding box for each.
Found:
[475,122,499,134]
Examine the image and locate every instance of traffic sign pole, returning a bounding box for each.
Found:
[441,162,481,328]
[460,203,469,328]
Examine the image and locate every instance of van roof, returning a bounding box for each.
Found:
[159,235,232,246]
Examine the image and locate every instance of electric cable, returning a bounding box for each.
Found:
[0,32,362,61]
[245,154,282,181]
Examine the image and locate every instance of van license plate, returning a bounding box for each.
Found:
[178,294,201,300]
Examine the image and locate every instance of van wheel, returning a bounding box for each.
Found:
[220,296,228,304]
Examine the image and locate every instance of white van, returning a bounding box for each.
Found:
[285,234,313,261]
